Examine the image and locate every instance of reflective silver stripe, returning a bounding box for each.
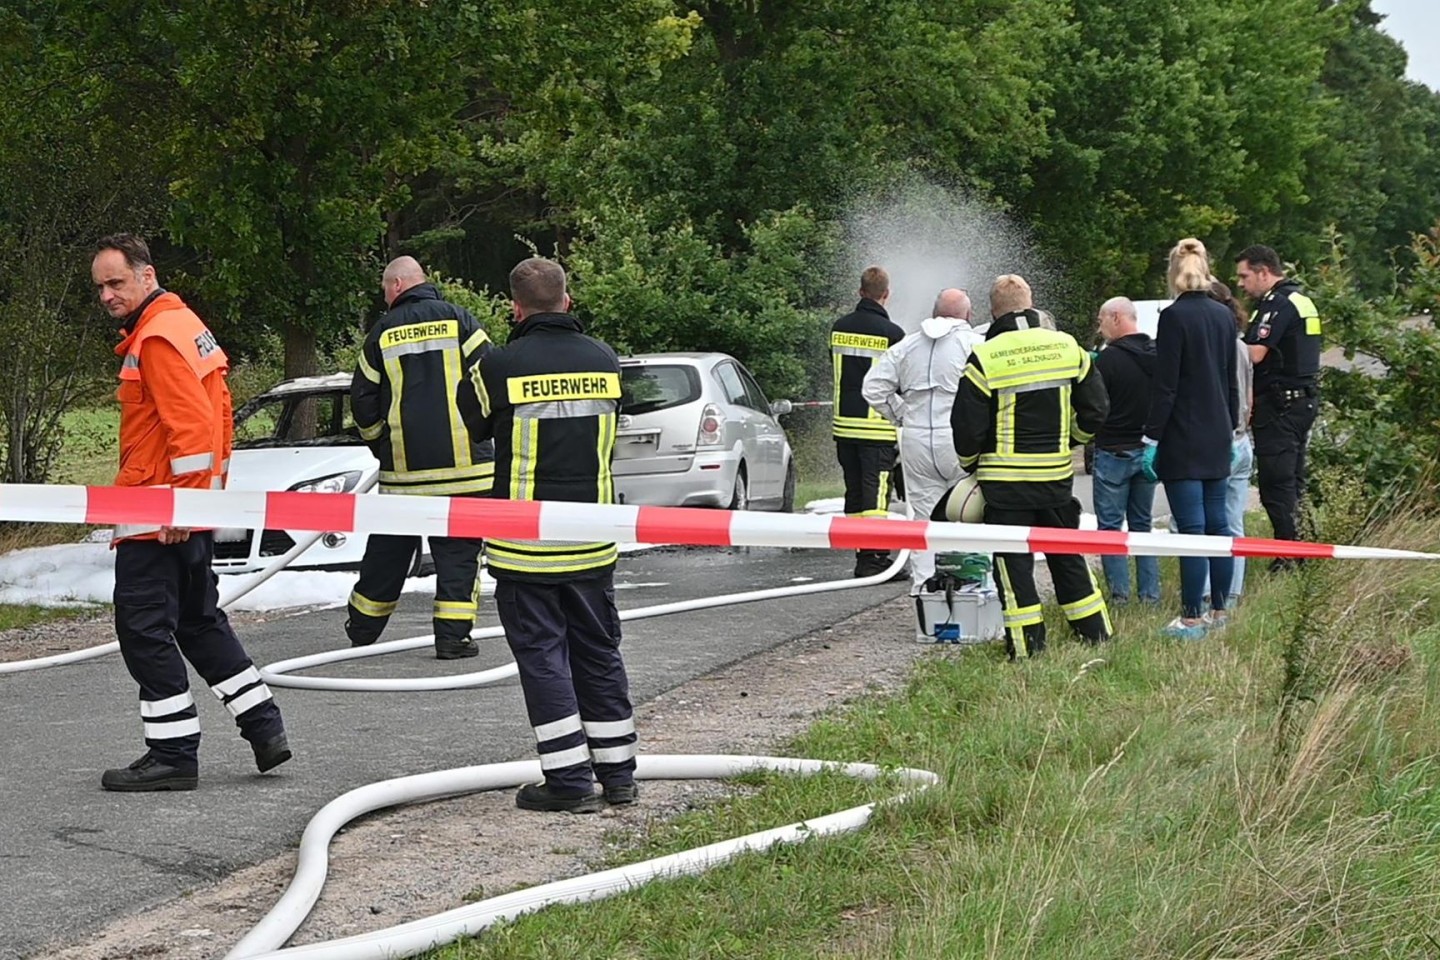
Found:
[122,353,140,370]
[139,692,195,718]
[381,338,454,359]
[113,523,162,540]
[996,378,1072,396]
[212,666,262,698]
[534,714,583,743]
[582,717,635,739]
[592,743,638,764]
[170,453,214,475]
[514,399,617,420]
[539,744,592,770]
[143,717,201,740]
[832,346,885,357]
[220,458,231,473]
[210,476,224,489]
[224,684,273,718]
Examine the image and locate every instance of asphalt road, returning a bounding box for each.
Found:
[0,543,906,959]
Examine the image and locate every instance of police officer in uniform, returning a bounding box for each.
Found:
[459,257,636,814]
[831,266,906,577]
[1234,245,1321,558]
[949,275,1112,660]
[347,256,495,659]
[93,234,289,791]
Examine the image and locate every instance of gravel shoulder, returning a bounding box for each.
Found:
[31,596,933,959]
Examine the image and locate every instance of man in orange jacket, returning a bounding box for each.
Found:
[92,233,290,792]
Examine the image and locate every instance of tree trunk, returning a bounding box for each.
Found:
[282,322,319,380]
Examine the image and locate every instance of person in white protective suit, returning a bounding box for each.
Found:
[862,288,986,595]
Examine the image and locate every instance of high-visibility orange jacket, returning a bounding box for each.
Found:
[113,291,233,541]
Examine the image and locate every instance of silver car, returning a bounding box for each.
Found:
[614,353,796,510]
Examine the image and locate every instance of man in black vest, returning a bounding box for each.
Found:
[1235,244,1321,559]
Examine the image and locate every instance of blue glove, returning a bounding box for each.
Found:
[1141,443,1158,483]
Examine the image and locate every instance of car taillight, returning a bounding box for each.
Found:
[696,403,724,447]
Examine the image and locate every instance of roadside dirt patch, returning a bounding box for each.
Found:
[31,596,946,959]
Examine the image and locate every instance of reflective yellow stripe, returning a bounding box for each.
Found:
[443,344,471,471]
[488,539,615,554]
[1003,603,1045,627]
[596,412,615,504]
[833,416,898,441]
[461,328,490,356]
[384,353,408,472]
[997,392,1016,456]
[995,557,1030,658]
[486,539,618,574]
[434,599,477,620]
[380,462,495,483]
[358,420,384,441]
[976,465,1074,483]
[474,366,492,418]
[1058,384,1072,451]
[348,591,398,618]
[378,475,495,496]
[963,364,992,397]
[1061,589,1106,622]
[357,353,381,383]
[511,416,538,500]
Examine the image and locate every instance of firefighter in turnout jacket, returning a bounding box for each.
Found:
[93,234,289,792]
[831,266,906,577]
[458,257,637,814]
[950,275,1112,660]
[347,257,495,660]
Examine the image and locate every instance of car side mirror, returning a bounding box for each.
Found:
[769,399,793,416]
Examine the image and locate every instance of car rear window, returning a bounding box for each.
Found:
[621,364,701,415]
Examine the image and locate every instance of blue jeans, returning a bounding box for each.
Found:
[1092,448,1160,603]
[1200,434,1253,601]
[1226,434,1252,599]
[1164,477,1234,618]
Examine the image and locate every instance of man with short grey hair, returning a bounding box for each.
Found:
[1092,296,1160,605]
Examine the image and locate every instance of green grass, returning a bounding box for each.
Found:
[425,509,1440,959]
[53,406,120,487]
[796,479,844,509]
[0,602,100,631]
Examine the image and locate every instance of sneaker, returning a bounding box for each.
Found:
[1162,616,1208,641]
[101,753,198,792]
[435,640,480,660]
[515,781,603,814]
[1202,611,1230,631]
[252,734,292,773]
[603,781,640,806]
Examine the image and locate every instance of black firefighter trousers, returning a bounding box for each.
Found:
[494,570,638,797]
[984,498,1111,661]
[114,532,285,768]
[837,439,898,570]
[346,533,485,653]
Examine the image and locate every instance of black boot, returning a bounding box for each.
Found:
[435,640,480,660]
[252,734,292,773]
[101,753,198,792]
[602,781,640,806]
[515,781,602,814]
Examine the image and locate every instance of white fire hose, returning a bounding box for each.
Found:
[0,472,380,676]
[2,487,929,959]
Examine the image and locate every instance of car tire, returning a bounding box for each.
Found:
[727,464,749,511]
[779,460,797,513]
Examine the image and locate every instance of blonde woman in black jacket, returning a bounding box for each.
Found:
[1142,239,1239,639]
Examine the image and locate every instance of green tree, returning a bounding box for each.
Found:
[0,3,167,482]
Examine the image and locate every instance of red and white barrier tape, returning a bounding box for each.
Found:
[0,483,1431,561]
